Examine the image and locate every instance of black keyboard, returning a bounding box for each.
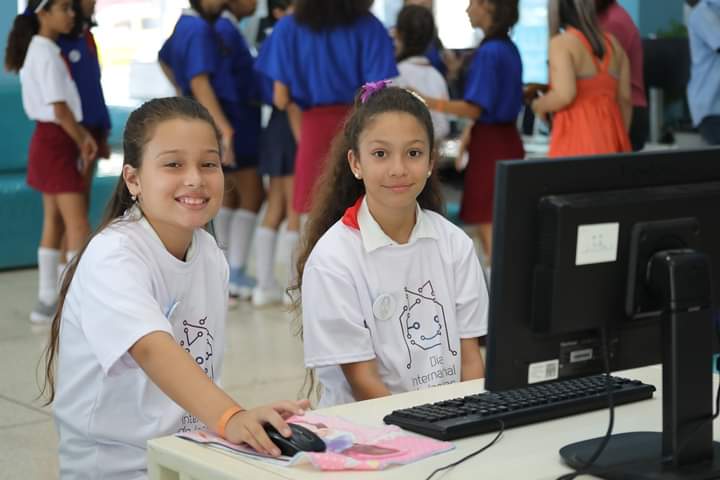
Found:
[383,375,656,440]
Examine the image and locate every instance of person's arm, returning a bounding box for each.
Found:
[53,102,97,173]
[532,36,577,119]
[272,80,291,110]
[460,337,485,381]
[614,39,633,131]
[274,80,302,141]
[190,74,235,166]
[424,97,482,119]
[129,331,309,456]
[340,359,392,401]
[159,59,182,97]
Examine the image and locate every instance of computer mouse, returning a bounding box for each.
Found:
[264,423,327,456]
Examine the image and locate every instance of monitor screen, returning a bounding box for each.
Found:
[485,148,720,392]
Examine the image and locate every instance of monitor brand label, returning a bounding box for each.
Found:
[575,223,620,266]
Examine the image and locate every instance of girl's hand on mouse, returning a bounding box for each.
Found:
[224,400,310,456]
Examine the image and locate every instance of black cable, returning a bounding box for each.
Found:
[556,327,615,480]
[667,311,720,462]
[424,420,504,480]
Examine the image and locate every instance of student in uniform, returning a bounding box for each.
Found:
[159,0,263,299]
[293,85,487,407]
[5,0,98,323]
[422,0,524,263]
[393,4,450,141]
[255,0,398,290]
[252,0,298,306]
[213,0,266,299]
[57,0,111,276]
[43,97,308,478]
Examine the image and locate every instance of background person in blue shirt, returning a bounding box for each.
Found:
[213,0,266,300]
[252,0,299,307]
[255,0,398,292]
[686,0,720,145]
[423,0,524,264]
[58,0,111,272]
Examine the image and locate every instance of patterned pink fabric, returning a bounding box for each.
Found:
[177,413,454,471]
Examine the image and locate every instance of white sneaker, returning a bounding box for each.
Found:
[252,287,284,307]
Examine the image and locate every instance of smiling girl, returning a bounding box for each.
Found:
[41,97,308,478]
[293,85,488,407]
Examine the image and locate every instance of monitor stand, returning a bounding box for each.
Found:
[560,249,720,479]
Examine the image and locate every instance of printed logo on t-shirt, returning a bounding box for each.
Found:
[179,316,216,380]
[399,280,457,370]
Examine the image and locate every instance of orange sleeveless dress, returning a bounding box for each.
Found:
[548,28,631,158]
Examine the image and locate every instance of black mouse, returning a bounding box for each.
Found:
[264,423,327,456]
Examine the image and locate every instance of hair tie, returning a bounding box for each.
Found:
[24,0,49,16]
[359,80,392,104]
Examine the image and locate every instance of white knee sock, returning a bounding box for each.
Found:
[280,230,300,288]
[213,207,234,258]
[57,250,79,289]
[38,247,60,305]
[228,209,257,271]
[254,226,279,290]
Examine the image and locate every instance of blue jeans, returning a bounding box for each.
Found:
[699,115,720,145]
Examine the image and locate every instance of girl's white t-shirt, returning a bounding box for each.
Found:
[302,197,488,408]
[53,214,228,480]
[19,35,83,123]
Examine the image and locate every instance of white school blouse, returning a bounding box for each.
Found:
[53,212,228,480]
[302,197,488,407]
[19,35,82,123]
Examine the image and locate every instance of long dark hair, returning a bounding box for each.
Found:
[293,0,373,30]
[395,5,435,62]
[551,0,606,58]
[4,0,55,72]
[66,0,94,38]
[482,0,520,40]
[290,86,444,400]
[40,97,221,404]
[594,0,616,15]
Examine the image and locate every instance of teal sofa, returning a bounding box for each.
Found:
[0,84,128,270]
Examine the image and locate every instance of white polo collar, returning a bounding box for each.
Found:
[356,196,438,253]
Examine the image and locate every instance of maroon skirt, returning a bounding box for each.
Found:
[27,122,84,194]
[293,105,351,213]
[460,122,524,224]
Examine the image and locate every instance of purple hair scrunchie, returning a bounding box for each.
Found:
[359,79,393,104]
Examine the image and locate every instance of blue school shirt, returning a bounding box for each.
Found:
[215,12,261,156]
[687,0,720,126]
[256,39,275,106]
[464,37,523,124]
[158,10,236,103]
[57,30,111,131]
[426,42,447,77]
[255,13,398,109]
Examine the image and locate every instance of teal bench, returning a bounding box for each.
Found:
[0,84,129,270]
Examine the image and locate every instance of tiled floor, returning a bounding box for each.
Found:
[0,268,307,480]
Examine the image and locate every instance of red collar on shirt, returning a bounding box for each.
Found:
[341,196,364,230]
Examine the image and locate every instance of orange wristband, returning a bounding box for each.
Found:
[436,99,447,113]
[215,405,244,438]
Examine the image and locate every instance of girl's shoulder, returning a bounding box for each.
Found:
[306,220,362,270]
[422,209,476,254]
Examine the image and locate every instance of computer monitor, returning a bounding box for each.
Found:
[485,148,720,478]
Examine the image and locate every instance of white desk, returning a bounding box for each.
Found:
[147,366,720,480]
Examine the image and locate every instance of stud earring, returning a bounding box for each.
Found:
[131,194,137,202]
[354,173,362,180]
[427,171,432,178]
